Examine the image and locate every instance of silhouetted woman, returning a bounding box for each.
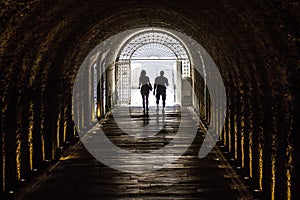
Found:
[139,70,152,112]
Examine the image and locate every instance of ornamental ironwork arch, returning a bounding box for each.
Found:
[116,30,191,105]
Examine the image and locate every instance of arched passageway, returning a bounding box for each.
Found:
[0,1,299,199]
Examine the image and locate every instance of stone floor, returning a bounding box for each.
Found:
[15,106,253,200]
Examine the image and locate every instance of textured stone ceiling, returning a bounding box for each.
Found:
[1,0,299,105]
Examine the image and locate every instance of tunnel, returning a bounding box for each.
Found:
[0,0,299,199]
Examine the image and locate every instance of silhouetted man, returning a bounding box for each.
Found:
[153,70,169,110]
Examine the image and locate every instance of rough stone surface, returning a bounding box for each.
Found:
[15,107,250,200]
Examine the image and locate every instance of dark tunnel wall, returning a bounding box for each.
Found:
[0,0,299,199]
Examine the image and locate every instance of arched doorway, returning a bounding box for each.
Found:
[115,30,191,107]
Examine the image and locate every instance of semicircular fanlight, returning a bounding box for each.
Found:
[131,43,176,59]
[119,31,188,60]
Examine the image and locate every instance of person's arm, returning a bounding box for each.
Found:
[138,77,141,89]
[147,77,152,90]
[153,78,157,95]
[166,78,169,87]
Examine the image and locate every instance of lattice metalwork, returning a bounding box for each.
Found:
[132,43,176,59]
[119,31,189,60]
[116,60,131,105]
[182,59,190,77]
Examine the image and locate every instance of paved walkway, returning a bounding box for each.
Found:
[16,106,252,200]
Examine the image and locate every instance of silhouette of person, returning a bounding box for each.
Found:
[139,70,152,112]
[153,70,169,110]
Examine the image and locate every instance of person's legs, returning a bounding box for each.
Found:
[142,95,145,110]
[162,92,166,108]
[145,94,149,110]
[156,93,160,111]
[156,93,160,105]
